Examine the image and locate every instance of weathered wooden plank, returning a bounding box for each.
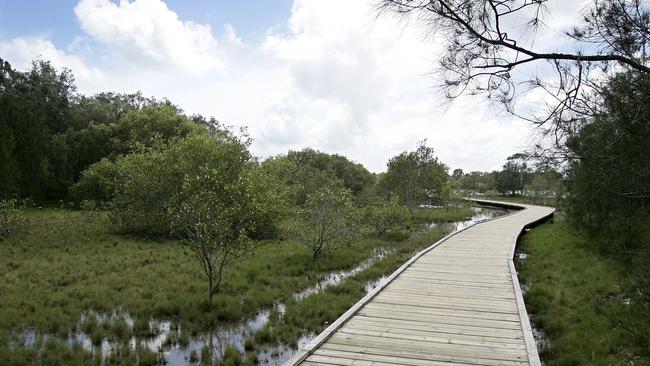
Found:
[390,277,514,289]
[319,343,531,366]
[362,302,521,321]
[337,327,527,350]
[352,314,525,337]
[398,273,513,284]
[381,286,516,300]
[373,294,519,313]
[326,335,529,363]
[312,349,476,366]
[357,309,522,328]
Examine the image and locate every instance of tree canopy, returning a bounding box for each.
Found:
[378,0,650,138]
[383,141,448,219]
[0,58,207,200]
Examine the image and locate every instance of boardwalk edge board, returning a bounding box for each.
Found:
[285,199,554,365]
[477,199,554,366]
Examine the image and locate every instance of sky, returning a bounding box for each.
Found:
[0,0,584,173]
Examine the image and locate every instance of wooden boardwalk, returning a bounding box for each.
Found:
[285,200,554,366]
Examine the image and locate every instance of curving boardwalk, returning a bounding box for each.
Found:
[285,200,554,366]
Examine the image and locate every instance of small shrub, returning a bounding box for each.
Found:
[244,351,258,366]
[243,337,256,351]
[133,318,156,338]
[109,317,130,341]
[81,315,98,335]
[221,346,243,366]
[293,185,359,261]
[382,229,410,242]
[136,343,163,366]
[363,195,407,235]
[178,330,190,348]
[200,345,212,366]
[189,350,199,363]
[70,158,120,204]
[0,199,28,238]
[254,326,273,344]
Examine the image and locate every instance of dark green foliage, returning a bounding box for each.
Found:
[133,318,156,338]
[220,346,243,365]
[200,345,212,366]
[410,206,474,224]
[109,317,131,341]
[86,133,256,237]
[456,170,498,194]
[383,140,448,219]
[189,350,199,363]
[0,58,209,202]
[262,148,374,206]
[0,58,75,199]
[564,71,650,301]
[495,153,532,196]
[363,195,408,235]
[69,158,120,204]
[135,343,163,366]
[292,186,359,260]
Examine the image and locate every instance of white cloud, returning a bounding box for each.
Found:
[252,0,532,172]
[0,37,105,92]
[74,0,223,74]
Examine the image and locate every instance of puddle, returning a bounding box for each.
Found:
[531,318,550,351]
[21,308,274,364]
[293,247,393,301]
[428,206,510,232]
[17,247,396,365]
[515,250,528,268]
[256,333,314,365]
[364,275,390,293]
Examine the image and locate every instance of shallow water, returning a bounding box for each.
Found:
[19,205,510,365]
[428,206,510,232]
[293,247,393,301]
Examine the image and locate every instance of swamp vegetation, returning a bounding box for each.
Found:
[0,205,500,365]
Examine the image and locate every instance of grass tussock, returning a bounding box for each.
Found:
[410,206,475,224]
[517,219,650,365]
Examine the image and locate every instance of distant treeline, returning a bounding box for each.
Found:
[449,154,562,201]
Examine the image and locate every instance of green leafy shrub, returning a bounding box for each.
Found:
[73,132,279,239]
[363,195,407,235]
[0,199,27,238]
[293,186,359,261]
[70,158,120,204]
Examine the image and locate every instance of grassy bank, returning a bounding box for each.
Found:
[411,206,474,224]
[0,206,472,364]
[517,219,650,365]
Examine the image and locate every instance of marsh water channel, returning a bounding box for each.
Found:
[19,205,510,365]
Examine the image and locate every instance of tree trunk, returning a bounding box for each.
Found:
[312,243,323,261]
[208,274,213,304]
